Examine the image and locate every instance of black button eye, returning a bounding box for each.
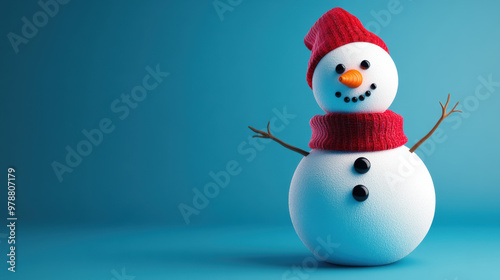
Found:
[360,60,370,70]
[354,157,370,174]
[353,185,369,202]
[336,64,346,74]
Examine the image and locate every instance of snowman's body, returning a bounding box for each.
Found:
[287,13,437,266]
[289,147,435,266]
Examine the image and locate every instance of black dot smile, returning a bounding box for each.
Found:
[339,85,376,103]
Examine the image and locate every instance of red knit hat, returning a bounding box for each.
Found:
[305,8,389,88]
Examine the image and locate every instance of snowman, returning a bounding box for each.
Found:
[249,8,461,266]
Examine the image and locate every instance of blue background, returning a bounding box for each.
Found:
[1,0,499,279]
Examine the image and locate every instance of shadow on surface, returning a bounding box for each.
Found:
[222,252,424,270]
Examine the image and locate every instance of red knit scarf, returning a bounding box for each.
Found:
[309,110,407,152]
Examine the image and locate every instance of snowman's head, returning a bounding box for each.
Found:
[312,42,398,113]
[304,8,398,113]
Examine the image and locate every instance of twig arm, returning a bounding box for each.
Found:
[248,122,309,157]
[409,94,462,153]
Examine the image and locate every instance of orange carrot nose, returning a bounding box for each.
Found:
[339,69,363,88]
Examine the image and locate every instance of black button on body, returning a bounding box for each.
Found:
[352,185,369,202]
[354,157,370,174]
